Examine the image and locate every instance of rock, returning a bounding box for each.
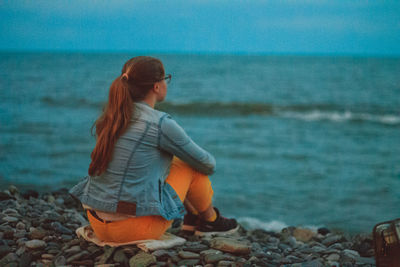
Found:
[25,240,46,249]
[356,256,375,265]
[14,230,27,239]
[265,251,282,261]
[66,250,90,263]
[177,259,200,266]
[342,249,360,259]
[41,253,54,259]
[43,211,61,222]
[61,234,73,241]
[129,251,156,267]
[0,245,11,258]
[41,259,52,265]
[79,239,88,249]
[178,250,200,259]
[113,249,129,264]
[328,243,343,250]
[217,260,234,267]
[55,197,64,205]
[210,237,251,255]
[87,245,104,258]
[122,246,139,257]
[3,216,19,223]
[152,249,171,259]
[71,259,94,265]
[15,246,26,256]
[8,185,19,195]
[18,252,32,267]
[51,221,72,234]
[0,253,19,266]
[47,249,60,254]
[67,238,80,246]
[47,195,56,204]
[200,249,223,257]
[326,253,340,261]
[4,208,19,216]
[288,236,298,248]
[204,253,235,264]
[28,227,47,239]
[16,221,26,230]
[182,241,209,253]
[53,255,67,266]
[322,235,343,246]
[293,228,315,243]
[64,245,81,254]
[327,261,340,267]
[298,259,325,267]
[285,255,302,263]
[170,252,181,263]
[99,245,116,264]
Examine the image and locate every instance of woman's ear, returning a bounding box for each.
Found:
[153,82,160,93]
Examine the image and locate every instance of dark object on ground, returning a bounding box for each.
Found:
[373,217,400,267]
[22,189,39,199]
[318,227,330,236]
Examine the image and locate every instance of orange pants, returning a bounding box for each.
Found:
[87,157,214,242]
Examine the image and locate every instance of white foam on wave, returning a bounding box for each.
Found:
[238,217,323,233]
[280,110,400,125]
[237,217,288,232]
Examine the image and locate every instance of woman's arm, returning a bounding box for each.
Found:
[159,115,216,175]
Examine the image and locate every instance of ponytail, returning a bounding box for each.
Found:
[88,76,133,176]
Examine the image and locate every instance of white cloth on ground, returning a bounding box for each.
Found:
[75,224,186,252]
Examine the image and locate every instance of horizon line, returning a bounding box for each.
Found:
[1,49,400,59]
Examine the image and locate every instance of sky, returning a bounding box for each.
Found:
[1,0,400,55]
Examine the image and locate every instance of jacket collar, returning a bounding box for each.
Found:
[135,101,152,109]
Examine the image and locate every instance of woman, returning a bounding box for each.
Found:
[69,56,238,242]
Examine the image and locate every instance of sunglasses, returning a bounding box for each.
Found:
[132,74,172,85]
[161,74,172,84]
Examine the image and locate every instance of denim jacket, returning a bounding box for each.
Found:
[68,102,216,220]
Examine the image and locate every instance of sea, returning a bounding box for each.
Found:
[1,52,399,234]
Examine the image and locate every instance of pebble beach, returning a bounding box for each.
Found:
[0,185,377,267]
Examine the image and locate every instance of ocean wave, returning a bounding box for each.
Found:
[158,102,399,125]
[280,110,400,125]
[157,102,275,116]
[41,96,100,109]
[40,97,400,125]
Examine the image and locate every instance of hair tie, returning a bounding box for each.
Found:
[121,73,129,81]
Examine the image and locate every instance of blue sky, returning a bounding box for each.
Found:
[1,0,399,55]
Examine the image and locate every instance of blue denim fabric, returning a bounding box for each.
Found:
[69,102,216,220]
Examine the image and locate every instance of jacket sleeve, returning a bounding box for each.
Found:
[159,115,216,175]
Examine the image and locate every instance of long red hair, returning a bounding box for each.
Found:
[88,56,165,176]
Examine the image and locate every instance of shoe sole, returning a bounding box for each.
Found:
[181,225,196,231]
[194,225,240,237]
